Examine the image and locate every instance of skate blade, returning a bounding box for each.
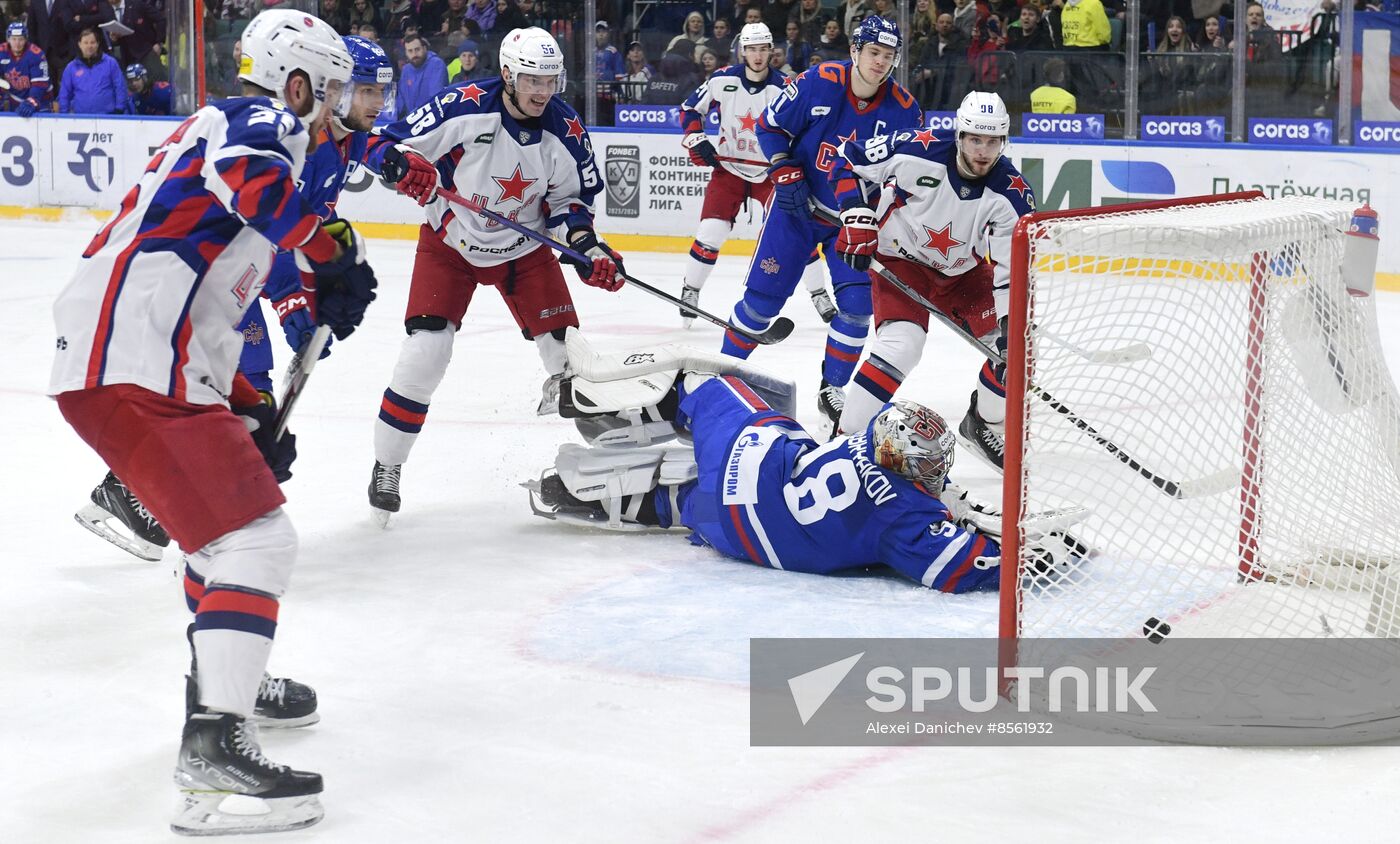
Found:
[171,788,323,837]
[251,711,321,729]
[73,506,164,562]
[371,507,393,530]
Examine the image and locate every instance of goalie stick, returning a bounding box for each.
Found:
[435,188,794,346]
[813,207,1232,500]
[272,324,331,440]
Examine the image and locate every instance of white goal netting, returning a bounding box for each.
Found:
[1007,196,1400,643]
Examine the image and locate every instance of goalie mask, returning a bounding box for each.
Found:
[870,400,956,490]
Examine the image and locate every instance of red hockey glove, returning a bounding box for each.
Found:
[567,229,626,292]
[381,143,439,206]
[835,205,879,272]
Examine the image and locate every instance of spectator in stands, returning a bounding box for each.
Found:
[1030,56,1077,112]
[1230,1,1279,63]
[968,14,1007,85]
[26,0,67,70]
[952,0,978,41]
[439,0,468,38]
[778,19,811,68]
[595,20,624,85]
[384,0,416,41]
[357,22,380,47]
[516,0,544,28]
[790,0,828,44]
[1190,0,1225,39]
[62,0,107,62]
[493,0,526,33]
[645,51,697,105]
[1155,14,1196,52]
[712,17,733,63]
[871,0,898,22]
[1007,2,1055,51]
[58,26,127,113]
[910,0,938,57]
[667,11,712,65]
[1053,0,1111,50]
[465,0,496,35]
[618,39,652,102]
[763,0,797,41]
[699,46,721,75]
[1144,15,1197,113]
[449,39,490,82]
[413,0,445,34]
[2,21,50,115]
[320,0,350,34]
[349,0,382,34]
[912,11,967,108]
[1196,14,1226,50]
[770,42,792,74]
[124,62,169,114]
[396,33,446,118]
[102,0,165,81]
[222,37,241,97]
[838,0,875,37]
[817,17,849,59]
[743,5,763,28]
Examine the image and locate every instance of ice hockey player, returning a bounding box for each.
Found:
[125,63,172,115]
[720,16,923,435]
[828,91,1034,468]
[676,22,837,328]
[48,10,376,835]
[1,22,50,116]
[363,26,623,525]
[76,36,397,563]
[525,336,1079,590]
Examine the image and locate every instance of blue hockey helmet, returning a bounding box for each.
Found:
[336,35,395,127]
[849,15,902,69]
[7,21,27,40]
[124,63,149,82]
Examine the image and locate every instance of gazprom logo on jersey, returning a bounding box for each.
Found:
[1355,121,1400,148]
[1248,117,1333,146]
[1140,115,1226,142]
[923,111,956,131]
[1021,114,1104,140]
[614,105,720,129]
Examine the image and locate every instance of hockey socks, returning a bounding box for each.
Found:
[721,292,783,359]
[375,327,454,467]
[684,219,731,291]
[840,321,928,433]
[821,311,870,387]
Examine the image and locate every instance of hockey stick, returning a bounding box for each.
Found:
[272,324,332,440]
[435,188,794,346]
[812,209,1231,499]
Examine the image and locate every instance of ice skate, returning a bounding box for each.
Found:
[809,288,837,323]
[537,372,565,415]
[679,285,701,329]
[74,471,171,561]
[171,711,323,836]
[253,674,319,729]
[815,379,845,440]
[957,390,1005,471]
[369,461,401,528]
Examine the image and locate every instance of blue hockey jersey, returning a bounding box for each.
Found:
[128,80,173,116]
[756,60,922,214]
[1,42,50,106]
[678,375,1000,593]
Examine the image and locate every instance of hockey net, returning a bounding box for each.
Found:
[998,194,1400,738]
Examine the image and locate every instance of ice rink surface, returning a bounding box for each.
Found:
[5,217,1400,841]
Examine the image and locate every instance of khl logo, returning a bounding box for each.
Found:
[68,132,116,192]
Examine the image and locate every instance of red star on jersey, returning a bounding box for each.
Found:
[564,115,586,145]
[492,164,538,204]
[922,223,964,260]
[1006,174,1031,199]
[738,110,759,133]
[837,129,859,145]
[911,128,939,150]
[458,82,486,105]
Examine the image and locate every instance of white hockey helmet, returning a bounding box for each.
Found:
[239,10,353,123]
[956,90,1010,138]
[738,22,774,47]
[870,400,956,490]
[500,27,567,94]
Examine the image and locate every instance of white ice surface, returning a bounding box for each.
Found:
[5,217,1400,841]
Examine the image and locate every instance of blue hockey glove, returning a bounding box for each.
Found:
[16,98,37,118]
[234,391,297,483]
[768,158,810,214]
[270,288,332,358]
[307,220,377,340]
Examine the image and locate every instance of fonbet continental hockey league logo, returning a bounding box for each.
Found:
[67,132,116,192]
[605,144,640,219]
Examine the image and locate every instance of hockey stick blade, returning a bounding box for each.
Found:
[436,188,793,345]
[1037,329,1153,365]
[272,324,332,440]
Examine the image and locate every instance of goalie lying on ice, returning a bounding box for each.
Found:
[524,336,1080,592]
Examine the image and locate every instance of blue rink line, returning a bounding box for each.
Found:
[525,555,1000,684]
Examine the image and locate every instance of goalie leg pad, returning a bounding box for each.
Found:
[551,444,695,529]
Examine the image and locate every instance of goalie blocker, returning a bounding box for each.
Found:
[525,334,1084,591]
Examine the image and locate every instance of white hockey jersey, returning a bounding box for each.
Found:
[832,128,1037,318]
[367,78,602,267]
[49,97,334,406]
[679,64,790,183]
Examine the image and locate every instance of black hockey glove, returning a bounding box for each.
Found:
[235,391,297,483]
[308,220,378,340]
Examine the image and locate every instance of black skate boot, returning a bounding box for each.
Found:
[171,710,324,836]
[369,461,401,527]
[816,378,845,440]
[679,285,701,328]
[74,471,171,561]
[958,390,1005,471]
[809,288,837,323]
[254,674,319,729]
[523,473,663,529]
